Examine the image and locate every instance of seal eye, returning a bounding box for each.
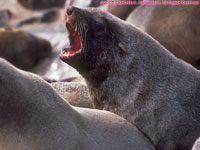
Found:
[96,22,105,31]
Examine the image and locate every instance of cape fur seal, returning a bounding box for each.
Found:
[0,29,52,70]
[60,7,200,150]
[126,5,200,69]
[17,0,66,10]
[0,9,12,28]
[0,58,155,150]
[16,9,59,27]
[108,0,139,20]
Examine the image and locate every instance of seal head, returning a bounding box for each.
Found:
[60,6,127,83]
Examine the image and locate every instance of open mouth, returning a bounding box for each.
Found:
[60,22,82,58]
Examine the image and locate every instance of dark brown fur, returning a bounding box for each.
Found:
[61,7,200,150]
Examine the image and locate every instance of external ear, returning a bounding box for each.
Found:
[118,43,126,53]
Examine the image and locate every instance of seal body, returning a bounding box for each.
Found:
[0,9,12,28]
[108,0,139,20]
[0,29,51,70]
[17,0,65,10]
[127,5,200,68]
[16,9,59,27]
[60,7,200,150]
[0,58,155,150]
[65,0,102,8]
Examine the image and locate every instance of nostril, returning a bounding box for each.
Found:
[67,6,74,16]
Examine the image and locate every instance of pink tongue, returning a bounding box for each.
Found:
[60,30,81,58]
[72,31,81,52]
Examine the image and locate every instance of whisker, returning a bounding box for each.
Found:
[78,23,85,48]
[81,23,87,49]
[75,23,78,32]
[83,23,87,38]
[79,23,83,36]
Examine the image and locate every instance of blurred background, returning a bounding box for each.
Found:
[0,0,82,83]
[0,0,200,84]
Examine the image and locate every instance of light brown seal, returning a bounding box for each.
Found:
[60,7,200,150]
[108,0,139,20]
[0,57,156,150]
[0,29,52,70]
[17,0,66,10]
[0,9,12,28]
[126,5,200,68]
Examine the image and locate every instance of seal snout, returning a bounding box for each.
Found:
[66,6,75,16]
[61,6,83,59]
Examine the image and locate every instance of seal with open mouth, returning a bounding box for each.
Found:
[60,6,128,79]
[60,7,200,150]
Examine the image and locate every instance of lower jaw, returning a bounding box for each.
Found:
[60,48,82,58]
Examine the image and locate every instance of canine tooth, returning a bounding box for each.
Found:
[61,49,65,54]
